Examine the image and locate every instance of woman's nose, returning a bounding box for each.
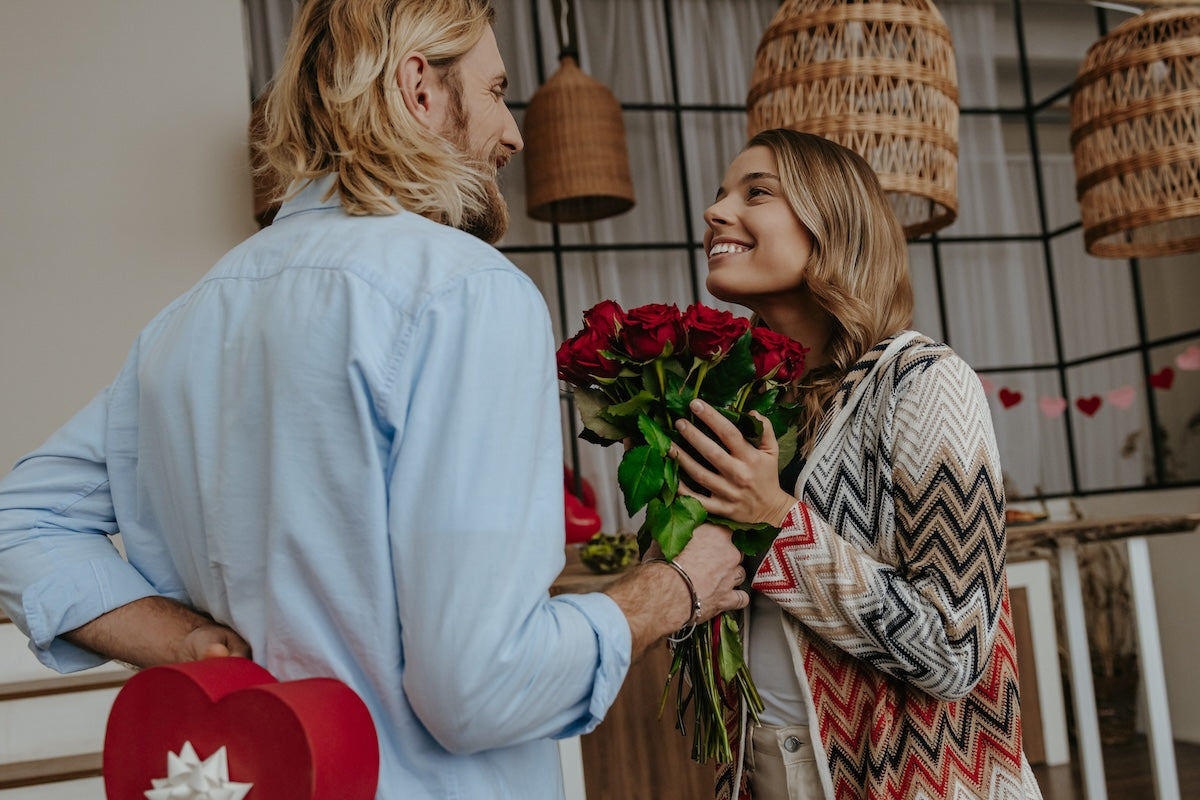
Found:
[703,201,728,228]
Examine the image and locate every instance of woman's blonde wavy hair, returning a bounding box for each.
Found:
[258,0,497,224]
[746,129,914,452]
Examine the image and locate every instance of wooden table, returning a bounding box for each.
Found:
[1007,512,1200,800]
[551,547,713,800]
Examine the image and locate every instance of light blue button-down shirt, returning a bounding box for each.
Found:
[0,177,631,798]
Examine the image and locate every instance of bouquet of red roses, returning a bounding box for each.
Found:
[556,300,809,764]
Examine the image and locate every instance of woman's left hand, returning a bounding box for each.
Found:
[671,399,797,527]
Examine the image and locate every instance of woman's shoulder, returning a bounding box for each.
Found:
[883,332,982,393]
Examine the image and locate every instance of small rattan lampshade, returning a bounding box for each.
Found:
[1070,4,1200,258]
[747,0,959,239]
[523,55,635,223]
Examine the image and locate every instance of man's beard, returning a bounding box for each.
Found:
[458,163,509,245]
[443,99,510,244]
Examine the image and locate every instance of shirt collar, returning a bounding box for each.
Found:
[274,175,342,221]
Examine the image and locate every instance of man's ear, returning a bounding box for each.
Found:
[398,51,445,132]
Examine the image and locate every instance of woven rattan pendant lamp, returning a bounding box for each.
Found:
[1071,2,1200,258]
[747,0,959,239]
[523,0,635,223]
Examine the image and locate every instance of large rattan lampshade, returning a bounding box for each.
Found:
[1070,4,1200,258]
[747,0,959,239]
[523,54,636,223]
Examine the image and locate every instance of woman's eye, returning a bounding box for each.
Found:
[747,186,769,199]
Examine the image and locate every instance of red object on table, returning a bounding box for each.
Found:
[565,490,602,544]
[564,463,602,544]
[103,657,378,800]
[563,464,598,509]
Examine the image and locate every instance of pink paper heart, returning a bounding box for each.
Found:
[1107,385,1136,410]
[979,376,995,395]
[1076,395,1102,417]
[104,658,379,800]
[1176,345,1200,371]
[998,388,1022,408]
[1038,396,1067,418]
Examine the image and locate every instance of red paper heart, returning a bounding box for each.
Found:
[104,657,378,800]
[1076,396,1102,416]
[1149,367,1175,390]
[998,388,1022,408]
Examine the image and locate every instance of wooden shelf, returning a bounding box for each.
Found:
[0,752,102,790]
[0,669,131,703]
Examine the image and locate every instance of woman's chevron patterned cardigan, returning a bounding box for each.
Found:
[721,334,1043,800]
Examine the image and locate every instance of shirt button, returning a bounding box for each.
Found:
[784,736,802,752]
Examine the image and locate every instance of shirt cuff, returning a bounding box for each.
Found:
[552,591,631,738]
[22,555,159,673]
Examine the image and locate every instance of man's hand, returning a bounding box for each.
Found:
[604,522,747,656]
[64,596,250,668]
[179,620,252,662]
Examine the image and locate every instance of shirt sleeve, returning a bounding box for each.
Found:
[382,265,631,755]
[754,353,1006,700]
[0,389,160,672]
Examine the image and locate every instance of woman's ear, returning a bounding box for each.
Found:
[397,51,444,132]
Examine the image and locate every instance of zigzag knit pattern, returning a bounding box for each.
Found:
[741,335,1043,800]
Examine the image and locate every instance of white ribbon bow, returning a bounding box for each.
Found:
[144,741,253,800]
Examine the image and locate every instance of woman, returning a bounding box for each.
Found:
[670,129,1043,800]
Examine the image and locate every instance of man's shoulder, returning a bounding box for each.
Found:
[220,209,533,308]
[328,210,521,278]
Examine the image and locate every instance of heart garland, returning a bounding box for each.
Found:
[104,657,379,800]
[978,344,1196,419]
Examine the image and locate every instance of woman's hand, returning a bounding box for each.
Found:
[671,398,797,527]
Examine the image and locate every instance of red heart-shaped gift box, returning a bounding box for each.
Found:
[103,657,378,799]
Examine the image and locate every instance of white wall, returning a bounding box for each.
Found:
[0,0,257,469]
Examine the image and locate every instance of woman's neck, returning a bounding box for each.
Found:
[754,295,835,369]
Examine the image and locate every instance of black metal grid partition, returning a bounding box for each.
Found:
[492,0,1200,502]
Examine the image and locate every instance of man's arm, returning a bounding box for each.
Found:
[62,596,251,668]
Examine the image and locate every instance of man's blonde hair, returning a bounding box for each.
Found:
[747,129,915,450]
[258,0,497,224]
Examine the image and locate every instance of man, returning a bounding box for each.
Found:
[0,1,747,798]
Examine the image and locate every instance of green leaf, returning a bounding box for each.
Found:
[664,369,692,419]
[736,412,765,443]
[700,332,755,405]
[747,386,780,412]
[573,386,626,442]
[712,516,780,556]
[637,413,672,455]
[662,457,679,505]
[607,389,656,418]
[648,495,708,559]
[776,425,799,473]
[718,613,746,681]
[618,445,666,516]
[636,518,654,556]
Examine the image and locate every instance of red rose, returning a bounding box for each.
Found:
[619,303,685,362]
[683,304,750,361]
[557,324,622,384]
[583,300,626,340]
[750,327,809,383]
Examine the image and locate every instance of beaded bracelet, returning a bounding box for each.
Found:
[646,557,702,643]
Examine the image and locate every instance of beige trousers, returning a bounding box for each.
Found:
[748,724,823,800]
